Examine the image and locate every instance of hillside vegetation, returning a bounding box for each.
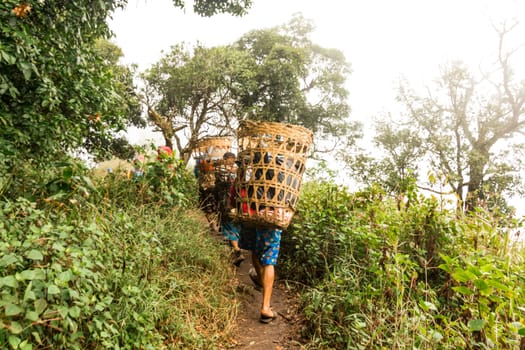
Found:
[281,182,525,349]
[0,159,239,349]
[1,158,524,349]
[3,1,524,348]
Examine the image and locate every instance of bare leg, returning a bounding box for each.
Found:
[251,252,263,279]
[260,264,274,317]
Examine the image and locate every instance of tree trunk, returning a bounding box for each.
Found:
[465,148,489,213]
[147,108,173,149]
[455,185,465,216]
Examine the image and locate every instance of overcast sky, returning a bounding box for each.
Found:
[110,0,524,136]
[108,0,525,216]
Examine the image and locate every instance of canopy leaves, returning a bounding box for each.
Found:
[143,14,360,161]
[0,0,252,197]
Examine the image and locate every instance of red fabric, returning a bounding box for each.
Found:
[157,146,174,164]
[239,187,255,215]
[157,146,173,156]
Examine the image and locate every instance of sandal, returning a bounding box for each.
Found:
[248,268,263,291]
[232,250,245,267]
[259,310,277,324]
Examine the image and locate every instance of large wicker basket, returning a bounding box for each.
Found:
[194,136,234,189]
[234,120,313,229]
[194,136,234,161]
[214,159,238,217]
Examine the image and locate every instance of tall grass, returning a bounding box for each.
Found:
[0,160,237,349]
[280,181,525,349]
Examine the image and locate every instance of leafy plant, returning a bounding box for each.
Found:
[280,180,525,349]
[0,158,234,349]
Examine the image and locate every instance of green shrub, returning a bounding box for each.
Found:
[280,182,370,285]
[281,181,525,349]
[0,198,161,349]
[0,162,235,349]
[93,158,198,210]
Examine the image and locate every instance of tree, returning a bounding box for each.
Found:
[397,23,525,213]
[1,1,125,159]
[235,14,359,151]
[342,116,424,209]
[181,0,252,17]
[142,44,254,162]
[0,0,252,196]
[143,14,360,162]
[88,39,144,161]
[1,1,127,197]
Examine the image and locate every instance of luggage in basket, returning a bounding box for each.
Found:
[194,136,234,190]
[234,120,313,229]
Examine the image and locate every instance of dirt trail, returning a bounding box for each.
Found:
[228,249,305,350]
[190,209,306,349]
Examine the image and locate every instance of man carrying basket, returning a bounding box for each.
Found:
[235,120,313,324]
[215,152,245,266]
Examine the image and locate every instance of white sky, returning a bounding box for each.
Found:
[108,0,525,216]
[110,0,524,127]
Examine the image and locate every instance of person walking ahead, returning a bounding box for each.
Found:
[194,155,220,233]
[216,152,245,266]
[240,225,281,323]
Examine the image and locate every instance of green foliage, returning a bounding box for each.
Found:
[1,1,128,165]
[0,198,160,349]
[0,1,141,200]
[438,253,524,348]
[0,0,253,197]
[143,44,254,160]
[0,143,197,213]
[351,123,424,195]
[280,182,364,284]
[0,170,234,349]
[0,0,262,348]
[96,155,198,209]
[189,0,252,16]
[235,14,357,141]
[88,39,145,161]
[144,14,360,160]
[280,181,525,349]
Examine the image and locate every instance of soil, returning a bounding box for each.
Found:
[192,209,308,350]
[227,249,307,350]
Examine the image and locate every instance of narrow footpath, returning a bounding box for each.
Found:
[193,208,308,350]
[228,248,306,350]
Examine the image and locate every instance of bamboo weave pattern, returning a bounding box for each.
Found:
[234,121,313,228]
[194,136,234,189]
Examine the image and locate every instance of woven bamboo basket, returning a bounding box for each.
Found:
[234,120,313,229]
[194,136,234,160]
[194,136,234,189]
[214,159,238,218]
[214,159,237,184]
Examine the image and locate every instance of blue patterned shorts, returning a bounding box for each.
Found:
[221,220,240,242]
[239,226,282,266]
